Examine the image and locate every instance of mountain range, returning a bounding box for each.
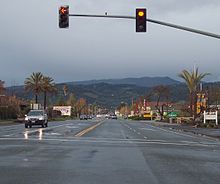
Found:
[6,76,187,108]
[70,76,181,87]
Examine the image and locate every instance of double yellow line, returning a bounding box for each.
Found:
[75,121,103,137]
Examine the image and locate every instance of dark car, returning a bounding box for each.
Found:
[25,110,48,128]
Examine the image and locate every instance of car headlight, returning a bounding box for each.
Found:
[25,117,28,121]
[39,117,44,120]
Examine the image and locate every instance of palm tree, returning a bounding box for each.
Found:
[178,67,209,119]
[42,76,57,109]
[24,72,43,103]
[63,84,68,96]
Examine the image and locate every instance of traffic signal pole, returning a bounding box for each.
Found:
[69,14,220,40]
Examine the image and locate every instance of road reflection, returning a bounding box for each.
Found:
[39,129,43,140]
[23,128,44,140]
[24,131,28,140]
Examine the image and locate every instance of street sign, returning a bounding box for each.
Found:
[168,112,177,118]
[204,111,218,125]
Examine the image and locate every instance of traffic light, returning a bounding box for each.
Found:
[59,6,69,28]
[136,8,146,32]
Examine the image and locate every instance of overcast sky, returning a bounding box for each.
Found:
[0,0,220,86]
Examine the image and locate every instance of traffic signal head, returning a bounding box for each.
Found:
[59,6,69,28]
[136,8,146,32]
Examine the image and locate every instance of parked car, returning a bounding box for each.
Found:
[87,115,93,119]
[80,114,88,120]
[24,110,48,128]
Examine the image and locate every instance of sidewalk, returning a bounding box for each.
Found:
[148,121,220,140]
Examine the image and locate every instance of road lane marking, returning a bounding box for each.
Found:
[2,124,73,138]
[0,137,216,147]
[2,134,15,137]
[75,121,103,137]
[66,126,79,129]
[139,128,157,131]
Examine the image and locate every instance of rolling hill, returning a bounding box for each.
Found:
[6,77,187,109]
[70,76,181,87]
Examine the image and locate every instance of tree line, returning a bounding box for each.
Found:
[0,67,218,122]
[24,72,95,118]
[118,67,210,123]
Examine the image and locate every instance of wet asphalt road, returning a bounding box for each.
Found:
[0,119,220,184]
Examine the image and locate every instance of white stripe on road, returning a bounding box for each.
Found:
[0,137,216,147]
[2,124,72,137]
[139,128,157,131]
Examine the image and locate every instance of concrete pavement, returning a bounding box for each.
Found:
[0,119,220,184]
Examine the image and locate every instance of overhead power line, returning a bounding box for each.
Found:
[69,14,220,40]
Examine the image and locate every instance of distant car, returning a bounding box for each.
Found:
[110,114,117,119]
[105,114,110,119]
[24,110,48,128]
[80,115,88,120]
[87,115,93,119]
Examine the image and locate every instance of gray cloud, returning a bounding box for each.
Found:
[0,1,220,85]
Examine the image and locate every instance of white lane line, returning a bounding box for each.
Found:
[0,137,213,147]
[2,124,72,137]
[44,133,62,136]
[66,126,79,129]
[23,124,72,134]
[2,134,15,137]
[122,123,147,139]
[139,128,157,131]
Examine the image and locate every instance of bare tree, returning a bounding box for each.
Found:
[153,85,170,120]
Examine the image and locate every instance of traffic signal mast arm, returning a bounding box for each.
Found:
[69,13,220,39]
